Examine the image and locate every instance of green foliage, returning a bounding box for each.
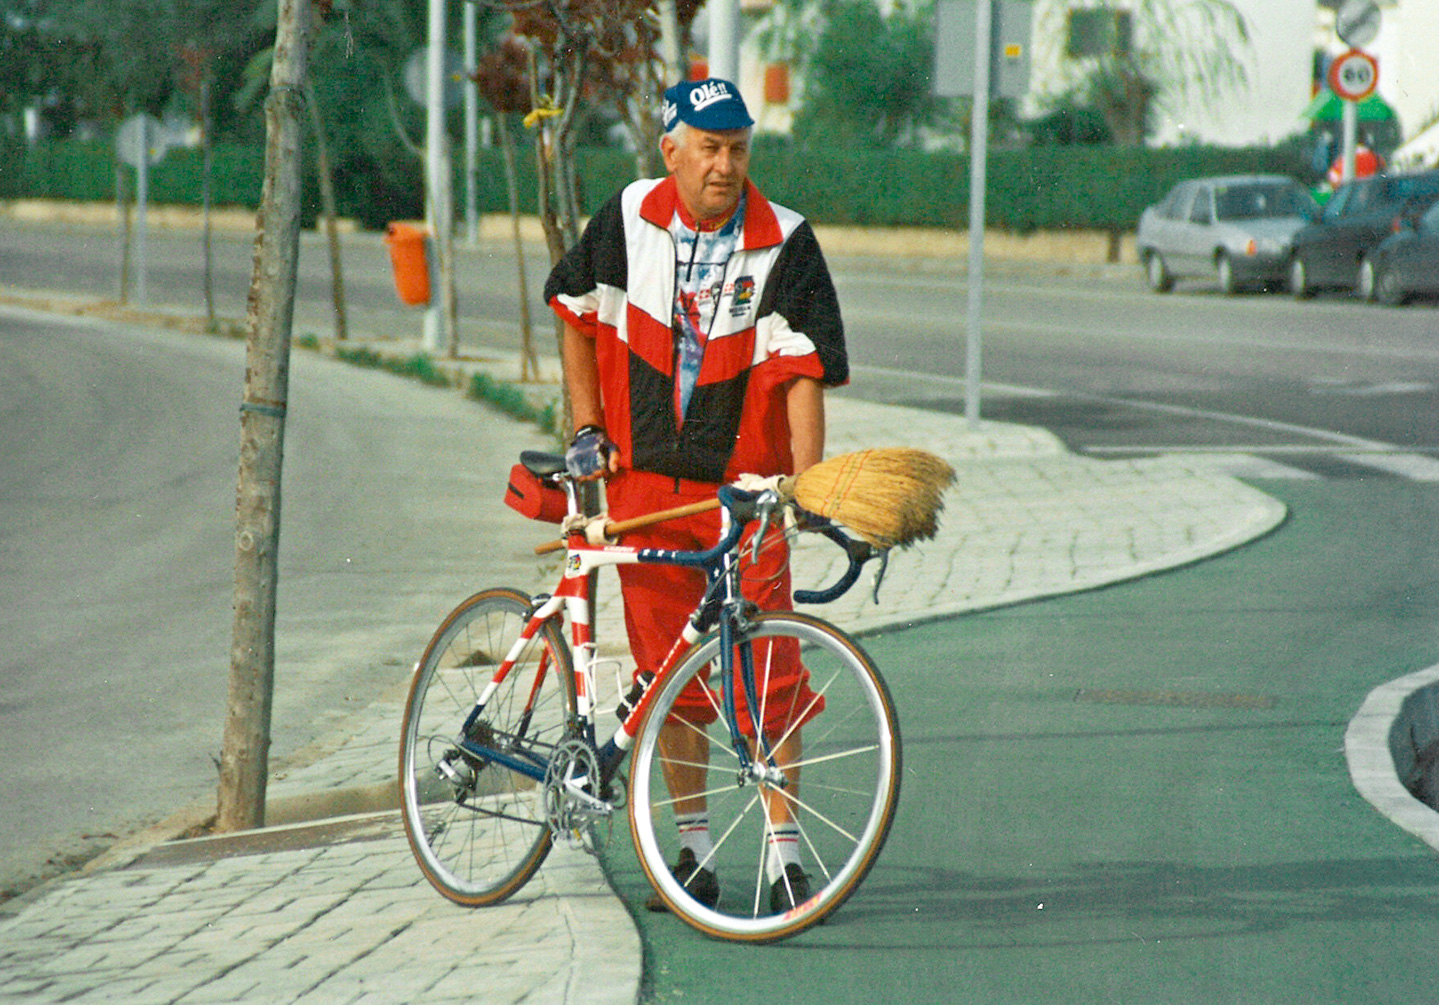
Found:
[747,141,1310,232]
[467,372,559,436]
[332,347,453,388]
[789,0,942,148]
[12,136,1314,234]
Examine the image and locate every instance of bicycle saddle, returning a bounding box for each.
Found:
[520,450,567,478]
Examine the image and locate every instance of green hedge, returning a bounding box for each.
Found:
[6,138,1308,233]
[5,140,267,206]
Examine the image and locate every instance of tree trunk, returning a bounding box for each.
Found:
[202,79,216,329]
[305,77,348,341]
[496,115,537,381]
[217,0,313,834]
[116,158,131,304]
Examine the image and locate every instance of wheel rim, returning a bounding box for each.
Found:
[1378,268,1402,303]
[1218,256,1234,292]
[1289,257,1307,295]
[400,589,573,905]
[1358,260,1375,300]
[629,614,900,941]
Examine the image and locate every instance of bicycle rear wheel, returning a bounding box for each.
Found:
[400,587,575,906]
[629,612,900,941]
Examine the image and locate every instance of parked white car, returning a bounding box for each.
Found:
[1137,175,1317,294]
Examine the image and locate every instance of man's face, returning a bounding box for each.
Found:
[662,126,751,223]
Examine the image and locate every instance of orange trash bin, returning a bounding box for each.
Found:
[384,222,432,306]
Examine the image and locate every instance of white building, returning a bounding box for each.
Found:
[722,0,1437,150]
[1026,0,1436,148]
[1025,0,1318,147]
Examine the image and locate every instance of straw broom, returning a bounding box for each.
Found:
[535,447,955,554]
[780,447,956,549]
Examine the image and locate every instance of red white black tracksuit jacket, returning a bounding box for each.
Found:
[545,176,848,484]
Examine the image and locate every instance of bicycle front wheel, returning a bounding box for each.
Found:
[400,587,575,906]
[629,612,900,941]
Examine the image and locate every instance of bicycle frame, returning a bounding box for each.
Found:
[454,486,775,795]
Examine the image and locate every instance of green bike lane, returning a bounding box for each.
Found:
[598,479,1439,1003]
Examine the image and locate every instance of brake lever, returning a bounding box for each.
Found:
[869,549,890,605]
[751,490,779,564]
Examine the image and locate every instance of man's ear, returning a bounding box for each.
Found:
[660,134,679,172]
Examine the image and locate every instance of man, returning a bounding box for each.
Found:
[544,78,847,914]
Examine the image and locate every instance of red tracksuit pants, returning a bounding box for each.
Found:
[606,469,823,738]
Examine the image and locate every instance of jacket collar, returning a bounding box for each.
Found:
[639,176,783,251]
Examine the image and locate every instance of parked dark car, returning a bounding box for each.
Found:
[1288,170,1439,298]
[1137,175,1316,295]
[1365,200,1439,305]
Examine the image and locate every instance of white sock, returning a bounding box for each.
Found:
[765,823,802,884]
[675,811,713,864]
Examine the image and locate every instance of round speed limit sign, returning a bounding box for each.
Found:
[1328,48,1378,101]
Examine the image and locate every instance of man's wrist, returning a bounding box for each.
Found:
[572,423,605,444]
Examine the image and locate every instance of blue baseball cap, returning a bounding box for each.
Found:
[662,78,754,133]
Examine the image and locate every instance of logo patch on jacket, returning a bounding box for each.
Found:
[729,276,755,317]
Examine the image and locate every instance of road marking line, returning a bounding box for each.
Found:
[1338,452,1439,482]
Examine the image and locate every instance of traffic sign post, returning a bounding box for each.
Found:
[1328,48,1377,102]
[933,0,1033,425]
[1328,47,1379,186]
[1335,0,1380,48]
[116,113,170,305]
[1329,0,1381,189]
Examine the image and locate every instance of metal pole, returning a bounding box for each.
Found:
[426,0,456,354]
[658,0,683,83]
[136,116,149,306]
[709,0,740,82]
[464,1,479,246]
[1341,97,1358,185]
[964,0,992,426]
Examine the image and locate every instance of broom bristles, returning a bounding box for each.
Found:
[782,448,956,549]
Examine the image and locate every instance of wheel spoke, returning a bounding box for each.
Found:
[400,589,574,907]
[629,612,899,941]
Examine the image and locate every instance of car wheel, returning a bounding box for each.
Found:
[1355,258,1377,302]
[1375,264,1407,307]
[1217,253,1240,295]
[1145,252,1174,293]
[1287,256,1313,299]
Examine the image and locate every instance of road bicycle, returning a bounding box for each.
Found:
[399,450,900,942]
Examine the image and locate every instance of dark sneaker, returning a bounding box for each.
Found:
[769,863,812,914]
[645,848,720,912]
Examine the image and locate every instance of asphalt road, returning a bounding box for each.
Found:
[0,304,551,896]
[609,478,1439,1003]
[8,216,1437,459]
[829,263,1439,463]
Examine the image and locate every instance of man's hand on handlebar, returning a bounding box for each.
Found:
[565,425,619,481]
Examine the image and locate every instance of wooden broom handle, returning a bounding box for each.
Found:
[533,498,721,555]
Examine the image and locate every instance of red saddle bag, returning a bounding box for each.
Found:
[503,463,567,523]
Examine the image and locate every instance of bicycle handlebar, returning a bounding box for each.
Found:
[793,520,884,605]
[527,472,886,604]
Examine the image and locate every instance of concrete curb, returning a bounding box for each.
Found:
[1346,663,1439,853]
[0,198,1141,265]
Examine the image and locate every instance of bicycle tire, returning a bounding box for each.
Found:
[399,587,575,906]
[629,612,900,942]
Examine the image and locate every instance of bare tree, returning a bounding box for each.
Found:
[217,0,315,834]
[474,36,540,380]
